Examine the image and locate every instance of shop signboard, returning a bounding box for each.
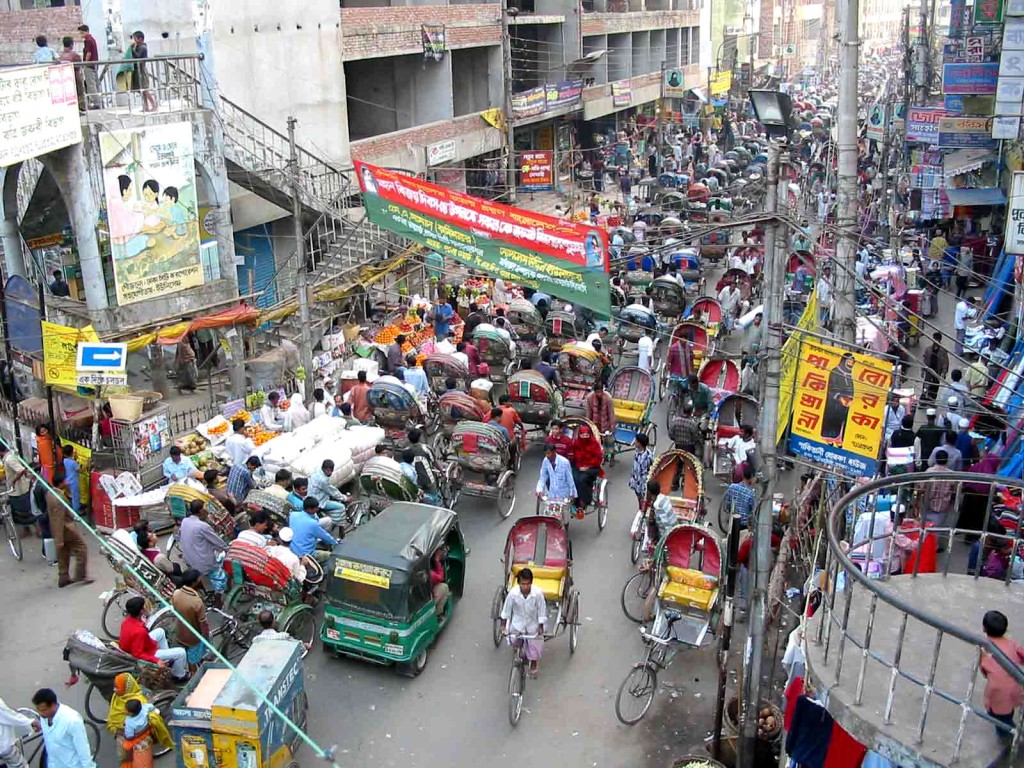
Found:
[0,64,82,168]
[663,68,686,98]
[426,139,457,166]
[944,94,965,111]
[42,321,83,388]
[965,36,986,61]
[355,161,611,316]
[612,80,632,107]
[788,340,893,477]
[511,86,546,118]
[974,0,1005,24]
[993,115,1021,138]
[937,116,998,147]
[942,62,999,93]
[906,107,950,142]
[545,80,583,109]
[99,122,204,307]
[950,0,967,36]
[519,150,553,191]
[710,71,732,95]
[1007,171,1024,254]
[1011,0,1024,16]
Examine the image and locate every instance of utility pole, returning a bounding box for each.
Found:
[917,0,929,103]
[832,0,859,345]
[287,117,315,394]
[741,141,788,768]
[501,0,517,204]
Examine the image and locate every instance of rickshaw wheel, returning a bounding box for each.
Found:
[431,432,449,460]
[615,663,657,725]
[497,472,516,520]
[644,421,658,447]
[281,607,317,657]
[568,589,580,654]
[630,530,643,564]
[399,648,428,677]
[491,586,507,648]
[657,364,668,402]
[84,682,110,725]
[597,487,609,531]
[621,570,654,623]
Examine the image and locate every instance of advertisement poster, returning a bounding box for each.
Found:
[512,86,546,118]
[0,64,82,167]
[937,116,999,147]
[99,122,204,306]
[905,107,950,142]
[131,411,171,465]
[41,320,83,388]
[612,80,632,107]
[545,80,583,110]
[1007,172,1024,254]
[355,161,611,316]
[942,62,999,93]
[788,341,893,477]
[663,68,686,97]
[866,102,888,142]
[776,293,818,444]
[975,0,1005,24]
[520,150,553,191]
[422,23,446,61]
[710,71,732,95]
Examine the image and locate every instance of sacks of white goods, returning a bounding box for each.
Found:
[289,443,354,487]
[254,432,307,468]
[292,415,346,445]
[338,426,385,471]
[334,456,357,486]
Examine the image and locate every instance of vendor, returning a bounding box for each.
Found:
[260,391,285,432]
[386,334,407,374]
[163,446,202,482]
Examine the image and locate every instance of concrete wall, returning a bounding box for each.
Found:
[350,113,503,173]
[452,47,499,117]
[0,4,82,65]
[341,5,502,61]
[120,0,195,55]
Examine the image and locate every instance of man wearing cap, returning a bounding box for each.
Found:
[955,417,978,468]
[267,527,307,583]
[937,369,968,415]
[915,408,945,471]
[939,395,963,432]
[953,296,977,357]
[921,332,949,403]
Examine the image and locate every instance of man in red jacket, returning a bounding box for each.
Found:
[119,596,189,682]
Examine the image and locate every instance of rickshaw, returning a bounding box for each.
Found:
[242,488,294,532]
[506,369,564,439]
[650,449,706,524]
[98,533,177,639]
[367,378,434,449]
[607,366,658,465]
[710,393,759,480]
[322,502,467,676]
[649,275,688,323]
[545,308,588,354]
[166,484,235,542]
[540,416,609,530]
[688,297,724,337]
[359,455,421,513]
[433,389,488,457]
[556,343,607,410]
[443,421,520,519]
[614,303,660,364]
[424,353,473,395]
[666,247,705,295]
[168,635,308,768]
[657,321,713,405]
[615,523,724,724]
[700,221,731,262]
[473,326,517,381]
[656,189,687,213]
[491,516,581,725]
[507,298,545,364]
[222,538,319,653]
[699,357,740,392]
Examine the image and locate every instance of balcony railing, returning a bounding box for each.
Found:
[815,471,1024,765]
[71,54,203,115]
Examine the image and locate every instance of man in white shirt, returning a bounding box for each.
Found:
[723,425,757,471]
[268,527,308,583]
[260,392,285,432]
[816,266,833,326]
[225,419,256,466]
[953,296,976,356]
[500,567,547,677]
[637,331,655,372]
[0,697,33,768]
[235,510,269,549]
[717,277,742,333]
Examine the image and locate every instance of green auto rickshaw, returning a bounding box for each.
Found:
[321,502,466,676]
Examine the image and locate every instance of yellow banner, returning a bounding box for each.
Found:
[334,558,392,589]
[710,71,732,96]
[789,340,893,477]
[42,321,83,388]
[777,293,818,444]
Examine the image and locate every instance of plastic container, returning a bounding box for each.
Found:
[108,395,144,421]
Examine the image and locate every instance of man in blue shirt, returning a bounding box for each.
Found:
[486,408,511,440]
[535,443,577,502]
[404,353,430,398]
[309,460,347,522]
[288,497,338,561]
[286,476,309,512]
[163,446,201,482]
[226,456,260,503]
[721,466,757,529]
[431,297,455,340]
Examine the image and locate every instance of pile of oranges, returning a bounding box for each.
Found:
[207,422,229,437]
[249,426,278,447]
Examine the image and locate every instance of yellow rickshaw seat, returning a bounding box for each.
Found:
[509,563,565,601]
[613,399,646,424]
[659,566,718,612]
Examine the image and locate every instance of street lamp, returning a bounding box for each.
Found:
[748,88,794,139]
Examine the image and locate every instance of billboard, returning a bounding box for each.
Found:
[664,68,686,98]
[788,341,893,477]
[938,116,999,147]
[612,80,632,107]
[0,64,82,168]
[906,107,950,143]
[355,162,611,316]
[1007,172,1024,254]
[511,80,583,118]
[99,122,204,306]
[942,62,1000,93]
[519,150,553,191]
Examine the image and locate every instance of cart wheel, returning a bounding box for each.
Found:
[497,472,516,520]
[568,590,580,655]
[281,608,317,657]
[621,570,654,623]
[491,586,507,648]
[84,682,110,725]
[399,648,429,677]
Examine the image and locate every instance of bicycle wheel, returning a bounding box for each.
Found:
[620,570,654,624]
[615,663,658,725]
[630,529,643,565]
[101,589,136,640]
[3,510,22,561]
[220,620,261,664]
[84,682,110,725]
[508,658,526,727]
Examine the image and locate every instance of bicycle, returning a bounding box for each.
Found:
[0,495,23,561]
[506,632,539,727]
[615,610,685,725]
[2,707,101,767]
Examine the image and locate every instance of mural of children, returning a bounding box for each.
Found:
[108,175,156,258]
[160,186,188,237]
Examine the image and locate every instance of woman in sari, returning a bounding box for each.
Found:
[570,423,604,511]
[107,673,173,768]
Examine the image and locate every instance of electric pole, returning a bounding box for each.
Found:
[288,117,315,393]
[741,141,788,768]
[833,0,860,345]
[501,0,517,204]
[917,0,930,103]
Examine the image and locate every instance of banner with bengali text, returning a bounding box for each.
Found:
[777,292,818,444]
[355,162,611,316]
[788,340,893,477]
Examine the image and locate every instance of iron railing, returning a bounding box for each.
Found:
[72,55,204,114]
[816,471,1024,765]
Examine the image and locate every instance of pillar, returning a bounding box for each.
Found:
[0,217,25,279]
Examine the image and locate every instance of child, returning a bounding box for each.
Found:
[160,186,188,237]
[627,433,654,508]
[122,698,152,740]
[981,610,1024,737]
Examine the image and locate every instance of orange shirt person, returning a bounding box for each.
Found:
[347,370,373,423]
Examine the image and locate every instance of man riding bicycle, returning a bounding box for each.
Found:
[500,567,547,678]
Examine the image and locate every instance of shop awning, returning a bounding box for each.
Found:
[687,87,708,103]
[943,148,995,177]
[945,187,1006,206]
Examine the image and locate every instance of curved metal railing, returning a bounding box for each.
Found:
[816,470,1024,764]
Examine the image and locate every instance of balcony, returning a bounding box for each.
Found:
[807,472,1024,767]
[340,5,501,62]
